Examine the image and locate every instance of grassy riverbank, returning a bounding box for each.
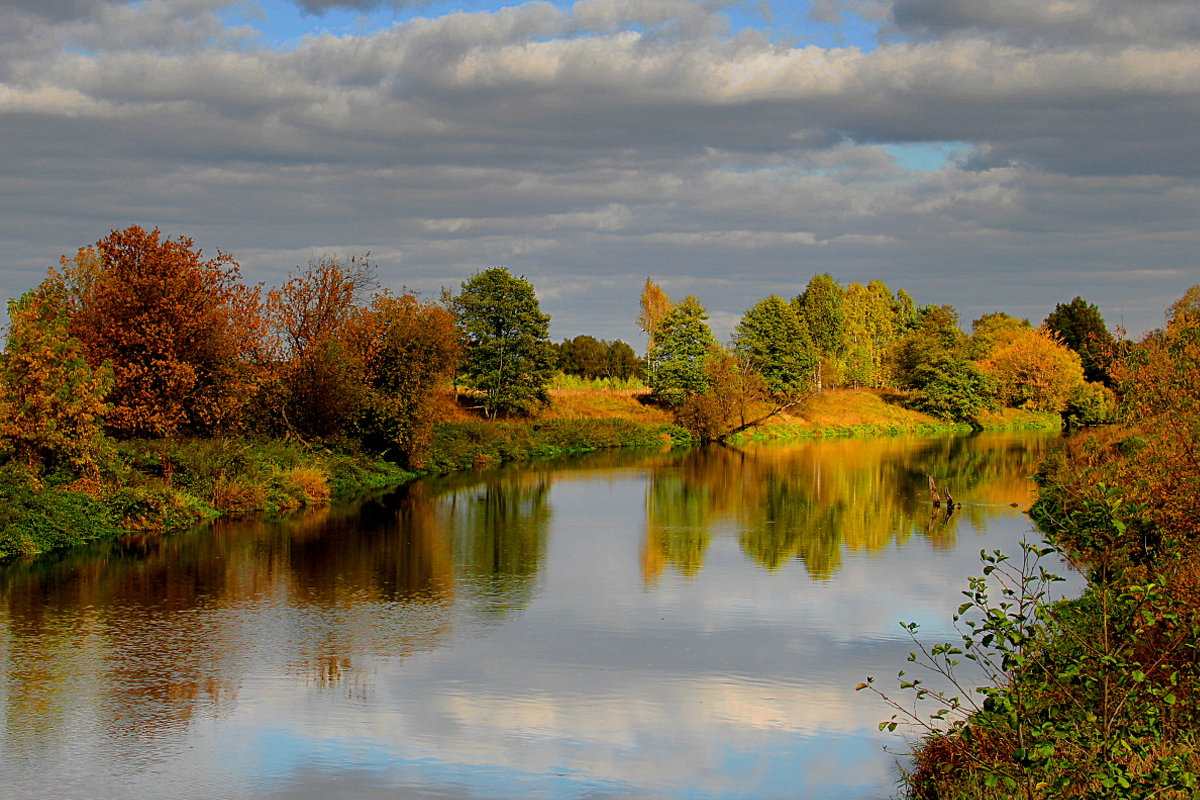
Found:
[540,386,1060,440]
[0,386,1055,561]
[0,415,691,559]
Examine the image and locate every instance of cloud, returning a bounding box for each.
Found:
[0,0,1197,339]
[291,0,471,12]
[0,0,112,20]
[889,0,1200,47]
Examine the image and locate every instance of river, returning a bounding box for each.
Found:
[0,431,1077,799]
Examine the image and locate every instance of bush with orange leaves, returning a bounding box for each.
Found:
[55,226,265,438]
[1037,286,1200,552]
[1106,286,1200,543]
[262,256,462,466]
[358,291,462,466]
[264,255,376,441]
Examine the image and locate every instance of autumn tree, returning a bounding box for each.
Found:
[453,268,555,417]
[638,278,673,353]
[977,327,1085,412]
[842,280,898,387]
[58,227,263,438]
[266,255,377,440]
[795,273,846,388]
[969,312,1031,358]
[646,296,718,406]
[1044,296,1115,385]
[0,282,112,473]
[674,346,770,442]
[359,292,462,465]
[893,288,921,333]
[1042,286,1200,545]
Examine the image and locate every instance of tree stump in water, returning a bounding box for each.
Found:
[928,476,957,510]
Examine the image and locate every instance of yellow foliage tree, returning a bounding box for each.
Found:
[978,327,1085,412]
[0,282,112,473]
[637,278,673,354]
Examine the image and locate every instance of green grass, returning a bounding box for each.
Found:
[0,464,125,558]
[547,373,646,391]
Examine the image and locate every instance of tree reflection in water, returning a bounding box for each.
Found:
[0,430,1056,789]
[642,432,1055,581]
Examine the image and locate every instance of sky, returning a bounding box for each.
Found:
[1,0,1198,343]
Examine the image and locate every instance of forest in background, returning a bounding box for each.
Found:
[0,224,1165,561]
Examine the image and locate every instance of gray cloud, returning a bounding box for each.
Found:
[889,0,1200,47]
[0,0,110,20]
[291,0,451,11]
[1,0,1197,340]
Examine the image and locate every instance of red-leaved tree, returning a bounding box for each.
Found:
[57,226,263,437]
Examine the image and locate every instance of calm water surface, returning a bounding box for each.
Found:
[0,432,1078,800]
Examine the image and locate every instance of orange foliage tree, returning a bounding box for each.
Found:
[359,292,462,465]
[264,256,462,465]
[978,327,1085,412]
[266,255,376,440]
[0,282,113,473]
[57,227,263,438]
[637,278,673,354]
[1037,286,1200,548]
[1105,285,1200,539]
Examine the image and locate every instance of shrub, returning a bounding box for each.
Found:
[0,463,124,558]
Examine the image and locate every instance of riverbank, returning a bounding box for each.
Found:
[893,427,1200,797]
[0,416,692,560]
[540,386,1060,439]
[0,387,1056,561]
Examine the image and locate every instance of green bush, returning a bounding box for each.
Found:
[1065,382,1118,426]
[907,361,996,424]
[0,463,124,558]
[871,526,1200,798]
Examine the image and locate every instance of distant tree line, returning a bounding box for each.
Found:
[637,274,1120,440]
[550,336,642,381]
[0,224,1142,478]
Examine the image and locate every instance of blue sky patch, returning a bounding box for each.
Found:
[883,142,970,172]
[215,0,883,50]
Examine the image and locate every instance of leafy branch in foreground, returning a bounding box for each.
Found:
[860,540,1200,799]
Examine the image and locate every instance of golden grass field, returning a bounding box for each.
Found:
[436,385,1057,435]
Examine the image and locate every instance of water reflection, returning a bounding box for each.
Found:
[645,434,1048,580]
[441,472,551,616]
[0,431,1064,800]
